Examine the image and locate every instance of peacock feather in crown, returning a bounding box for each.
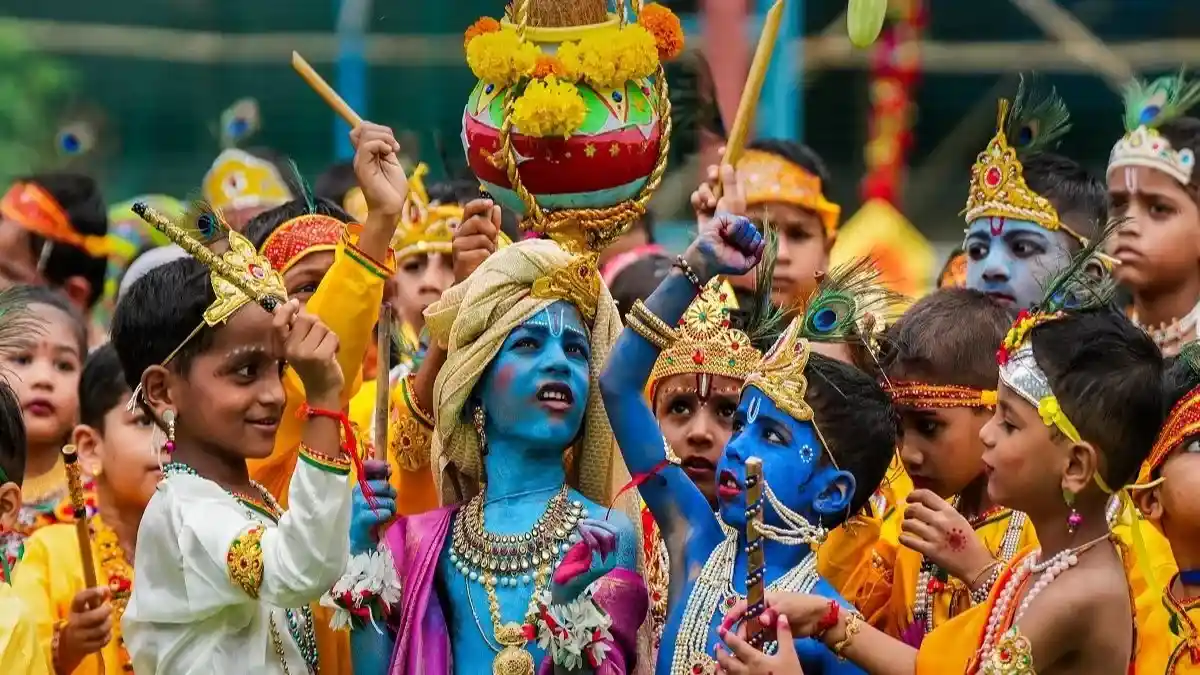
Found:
[461,0,684,254]
[1109,70,1200,185]
[649,278,762,388]
[963,75,1085,244]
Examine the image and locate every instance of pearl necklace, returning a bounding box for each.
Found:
[670,521,820,675]
[975,534,1111,667]
[1133,300,1200,351]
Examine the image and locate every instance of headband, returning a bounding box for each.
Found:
[1,182,111,259]
[738,150,840,239]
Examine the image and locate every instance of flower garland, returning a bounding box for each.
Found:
[463,3,684,139]
[319,546,403,632]
[532,589,615,670]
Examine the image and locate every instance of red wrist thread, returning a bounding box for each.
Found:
[299,403,377,508]
[815,599,841,637]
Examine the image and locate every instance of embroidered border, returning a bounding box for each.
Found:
[227,524,266,598]
[299,443,352,476]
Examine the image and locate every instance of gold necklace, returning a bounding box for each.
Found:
[22,456,67,503]
[93,514,134,672]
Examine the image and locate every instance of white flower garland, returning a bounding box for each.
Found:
[320,546,402,632]
[532,590,615,670]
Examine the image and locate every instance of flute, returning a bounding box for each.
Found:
[373,304,392,462]
[744,457,768,650]
[63,445,105,675]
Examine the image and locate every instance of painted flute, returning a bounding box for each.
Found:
[63,444,106,675]
[744,457,768,650]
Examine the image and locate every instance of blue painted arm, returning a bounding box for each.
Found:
[350,626,395,675]
[598,269,720,545]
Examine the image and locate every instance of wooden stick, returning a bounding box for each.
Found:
[292,51,364,127]
[373,304,392,462]
[714,0,786,201]
[744,457,768,650]
[63,444,105,675]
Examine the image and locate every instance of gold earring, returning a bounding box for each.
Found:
[473,405,487,455]
[93,464,103,478]
[162,409,176,454]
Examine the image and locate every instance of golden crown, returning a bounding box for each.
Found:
[741,316,814,422]
[204,229,289,326]
[394,163,459,261]
[530,253,600,323]
[650,279,762,386]
[1109,125,1196,185]
[964,100,1076,241]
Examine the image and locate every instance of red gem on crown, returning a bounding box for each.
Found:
[985,166,1002,187]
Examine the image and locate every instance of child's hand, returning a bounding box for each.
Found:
[900,489,996,584]
[274,300,344,406]
[549,519,619,605]
[57,586,112,672]
[715,615,806,675]
[690,153,747,231]
[452,198,502,284]
[351,122,408,218]
[350,459,396,553]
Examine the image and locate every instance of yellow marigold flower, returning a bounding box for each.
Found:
[463,17,501,50]
[511,77,588,139]
[466,29,540,88]
[639,3,685,61]
[559,25,660,91]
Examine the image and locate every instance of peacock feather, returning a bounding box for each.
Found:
[178,200,231,246]
[741,224,787,352]
[1121,69,1200,133]
[797,258,905,347]
[1034,217,1123,315]
[1179,340,1200,377]
[219,98,262,149]
[1005,73,1072,155]
[286,159,317,215]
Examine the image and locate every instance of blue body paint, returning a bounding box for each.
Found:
[964,217,1074,310]
[599,273,865,675]
[441,301,639,675]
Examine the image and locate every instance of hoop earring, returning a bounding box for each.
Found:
[162,409,177,455]
[473,405,487,456]
[1064,489,1081,534]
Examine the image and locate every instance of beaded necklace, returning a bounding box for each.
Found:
[912,507,1026,636]
[1133,300,1200,352]
[671,521,820,675]
[162,463,319,674]
[93,514,134,672]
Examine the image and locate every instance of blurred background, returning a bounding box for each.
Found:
[1,0,1198,273]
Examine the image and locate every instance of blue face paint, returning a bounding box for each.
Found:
[717,388,853,530]
[476,301,591,453]
[964,217,1074,309]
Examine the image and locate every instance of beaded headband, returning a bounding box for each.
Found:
[202,149,292,214]
[1108,125,1195,185]
[1134,383,1200,487]
[260,214,347,273]
[649,279,762,392]
[995,310,1085,445]
[886,381,997,409]
[1,182,112,259]
[738,149,840,239]
[1108,73,1200,186]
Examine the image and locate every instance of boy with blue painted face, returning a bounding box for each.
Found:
[963,77,1107,311]
[600,209,898,675]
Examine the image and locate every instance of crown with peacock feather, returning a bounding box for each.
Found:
[1108,70,1200,185]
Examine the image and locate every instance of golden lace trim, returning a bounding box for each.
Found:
[390,415,433,472]
[980,628,1036,674]
[227,524,266,599]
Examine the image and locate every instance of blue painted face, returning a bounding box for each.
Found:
[476,301,592,452]
[717,387,855,530]
[964,217,1074,310]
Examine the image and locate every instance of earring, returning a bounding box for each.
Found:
[162,409,177,454]
[1064,488,1082,534]
[473,405,487,456]
[93,464,103,478]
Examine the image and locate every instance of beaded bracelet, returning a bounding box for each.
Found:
[629,300,678,348]
[672,255,704,291]
[832,611,863,659]
[970,562,1004,606]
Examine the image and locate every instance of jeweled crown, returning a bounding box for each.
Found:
[1109,125,1196,185]
[204,229,288,326]
[650,279,763,386]
[394,163,459,261]
[741,316,814,422]
[530,253,600,323]
[964,100,1064,235]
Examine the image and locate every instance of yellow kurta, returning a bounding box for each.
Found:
[1111,500,1178,631]
[0,581,50,675]
[1135,576,1200,675]
[386,374,439,515]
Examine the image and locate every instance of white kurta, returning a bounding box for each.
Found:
[122,458,352,674]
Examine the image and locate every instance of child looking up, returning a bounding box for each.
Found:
[113,244,353,673]
[0,287,92,576]
[13,344,161,674]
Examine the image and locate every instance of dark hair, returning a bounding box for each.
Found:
[1021,153,1107,246]
[1159,117,1200,193]
[79,344,129,430]
[244,198,355,251]
[807,351,898,526]
[747,138,832,191]
[17,173,109,308]
[1030,308,1164,487]
[111,257,216,392]
[313,161,356,206]
[18,285,88,358]
[0,381,26,484]
[428,179,484,207]
[883,288,1015,390]
[608,252,672,319]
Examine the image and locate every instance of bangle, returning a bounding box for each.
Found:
[968,560,1002,589]
[627,314,674,350]
[832,612,862,659]
[970,563,1004,605]
[51,619,67,672]
[673,255,704,291]
[628,300,678,348]
[814,599,841,638]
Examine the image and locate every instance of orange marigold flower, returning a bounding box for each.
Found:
[531,54,568,79]
[639,3,684,61]
[464,17,502,50]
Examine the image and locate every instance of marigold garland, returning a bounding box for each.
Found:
[466,29,540,87]
[558,25,659,91]
[532,54,570,80]
[512,77,588,139]
[463,17,501,50]
[639,3,685,61]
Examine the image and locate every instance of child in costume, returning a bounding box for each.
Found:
[13,344,160,674]
[962,76,1107,311]
[0,173,111,346]
[1108,73,1200,355]
[716,240,1165,675]
[602,209,900,674]
[0,380,52,675]
[0,287,94,580]
[112,240,353,673]
[854,289,1036,642]
[202,147,296,230]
